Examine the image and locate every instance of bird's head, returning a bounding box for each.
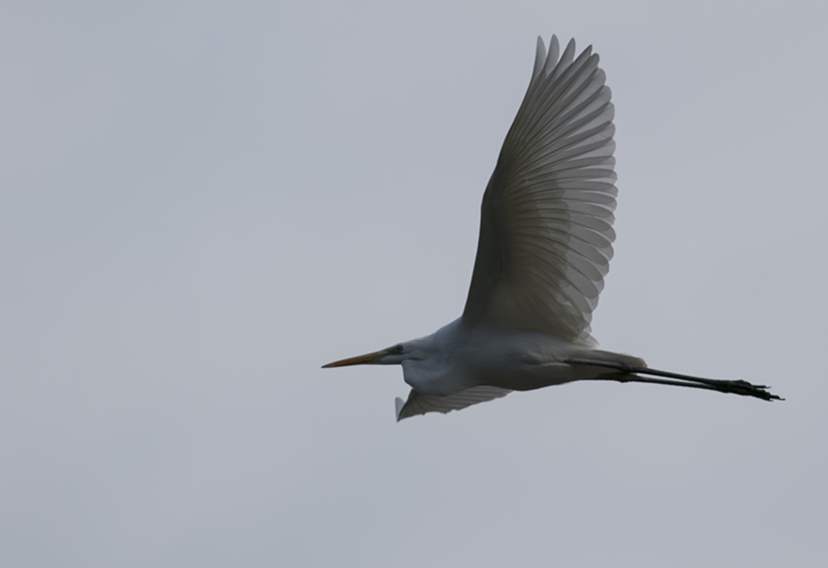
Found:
[322,340,422,368]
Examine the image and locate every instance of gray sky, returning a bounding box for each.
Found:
[2,1,827,566]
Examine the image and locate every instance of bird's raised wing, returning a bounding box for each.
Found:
[395,386,511,421]
[463,36,616,344]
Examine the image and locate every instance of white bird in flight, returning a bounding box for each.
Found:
[323,36,781,421]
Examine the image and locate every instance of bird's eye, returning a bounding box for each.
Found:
[394,345,404,353]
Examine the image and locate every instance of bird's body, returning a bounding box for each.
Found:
[324,35,781,420]
[397,318,644,396]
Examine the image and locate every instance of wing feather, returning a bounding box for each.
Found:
[395,387,511,421]
[463,36,616,344]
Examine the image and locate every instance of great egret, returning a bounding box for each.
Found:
[323,36,782,421]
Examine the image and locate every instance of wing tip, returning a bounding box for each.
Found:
[394,397,405,422]
[533,36,546,78]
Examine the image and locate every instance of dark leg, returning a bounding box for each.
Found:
[565,358,783,401]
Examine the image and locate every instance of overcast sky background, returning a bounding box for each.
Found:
[2,1,827,566]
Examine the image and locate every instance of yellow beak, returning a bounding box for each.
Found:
[322,349,387,368]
